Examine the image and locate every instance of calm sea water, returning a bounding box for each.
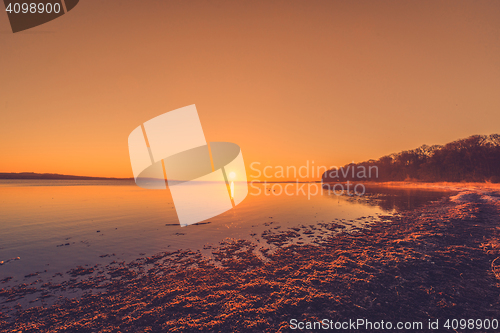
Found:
[0,180,450,286]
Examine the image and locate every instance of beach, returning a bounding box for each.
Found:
[1,184,500,332]
[3,0,500,330]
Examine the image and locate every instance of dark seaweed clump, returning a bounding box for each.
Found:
[1,197,500,332]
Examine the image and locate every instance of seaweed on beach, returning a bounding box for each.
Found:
[2,193,500,332]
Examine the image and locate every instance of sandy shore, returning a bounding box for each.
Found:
[1,185,500,332]
[363,180,500,191]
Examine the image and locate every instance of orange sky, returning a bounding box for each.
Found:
[1,0,499,181]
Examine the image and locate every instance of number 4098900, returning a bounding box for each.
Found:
[5,2,62,14]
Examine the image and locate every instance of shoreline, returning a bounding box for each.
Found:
[335,180,500,191]
[1,185,500,331]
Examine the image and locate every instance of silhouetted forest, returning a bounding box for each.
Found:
[322,134,500,183]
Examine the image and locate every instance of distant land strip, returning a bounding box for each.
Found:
[0,173,134,181]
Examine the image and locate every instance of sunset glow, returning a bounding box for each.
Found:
[2,2,500,331]
[1,1,499,181]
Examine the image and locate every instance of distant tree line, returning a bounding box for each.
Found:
[322,135,500,183]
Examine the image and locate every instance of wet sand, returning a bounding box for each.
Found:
[1,187,500,332]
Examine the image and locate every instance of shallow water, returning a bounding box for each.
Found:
[0,180,450,286]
